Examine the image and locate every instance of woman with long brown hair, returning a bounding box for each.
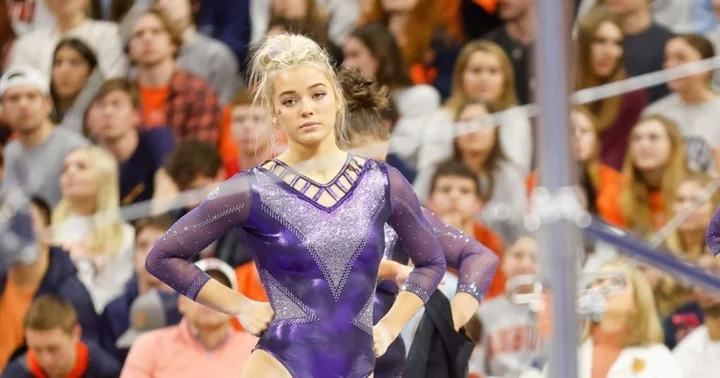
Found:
[444,40,532,173]
[603,115,689,235]
[342,23,443,198]
[576,6,647,170]
[362,0,462,98]
[452,101,527,243]
[527,107,622,222]
[50,38,98,123]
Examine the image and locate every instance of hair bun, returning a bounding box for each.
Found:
[338,68,389,113]
[250,34,333,82]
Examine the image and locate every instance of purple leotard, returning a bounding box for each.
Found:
[145,155,446,378]
[707,206,720,256]
[373,209,499,378]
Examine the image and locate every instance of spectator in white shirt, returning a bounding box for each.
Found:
[9,0,128,79]
[643,33,720,173]
[673,253,720,378]
[0,65,88,207]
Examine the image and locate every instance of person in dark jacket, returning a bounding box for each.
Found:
[0,195,100,370]
[100,215,181,361]
[194,0,251,68]
[2,295,119,378]
[403,291,475,378]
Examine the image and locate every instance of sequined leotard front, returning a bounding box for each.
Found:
[146,155,446,378]
[373,210,500,378]
[707,207,720,256]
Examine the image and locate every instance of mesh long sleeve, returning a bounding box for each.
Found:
[145,172,252,299]
[707,206,720,256]
[422,208,499,303]
[385,165,446,303]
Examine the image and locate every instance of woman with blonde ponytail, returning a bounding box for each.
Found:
[144,33,446,377]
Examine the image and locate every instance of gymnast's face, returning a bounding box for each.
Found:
[271,65,339,148]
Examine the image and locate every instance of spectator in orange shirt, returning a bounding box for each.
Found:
[0,196,99,371]
[426,160,506,299]
[527,107,622,223]
[602,115,689,235]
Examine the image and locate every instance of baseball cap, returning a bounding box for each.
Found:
[195,258,238,290]
[0,66,50,97]
[115,289,181,348]
[0,188,37,266]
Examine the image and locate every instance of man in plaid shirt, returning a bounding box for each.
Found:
[127,8,220,144]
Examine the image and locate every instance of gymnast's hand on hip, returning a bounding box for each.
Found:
[236,299,275,337]
[373,322,397,357]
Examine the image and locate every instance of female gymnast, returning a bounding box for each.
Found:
[144,34,447,378]
[337,68,500,377]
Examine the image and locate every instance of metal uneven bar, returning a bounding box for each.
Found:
[535,1,579,377]
[585,218,720,292]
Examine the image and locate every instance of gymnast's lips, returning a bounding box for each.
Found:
[300,121,321,130]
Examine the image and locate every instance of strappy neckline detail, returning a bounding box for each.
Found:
[257,154,369,212]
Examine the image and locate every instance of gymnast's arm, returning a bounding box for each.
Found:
[145,172,253,314]
[707,206,720,257]
[379,166,446,337]
[422,208,499,330]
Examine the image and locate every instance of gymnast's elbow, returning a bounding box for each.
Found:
[144,246,166,279]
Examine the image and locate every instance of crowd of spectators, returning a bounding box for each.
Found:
[1,0,720,377]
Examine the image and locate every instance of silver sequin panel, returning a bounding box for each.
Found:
[255,163,386,300]
[352,291,376,336]
[260,269,319,324]
[401,282,431,304]
[382,224,398,261]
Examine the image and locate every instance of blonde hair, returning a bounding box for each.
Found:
[248,33,347,145]
[619,115,688,234]
[582,259,664,347]
[52,146,126,257]
[445,40,518,114]
[665,172,720,260]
